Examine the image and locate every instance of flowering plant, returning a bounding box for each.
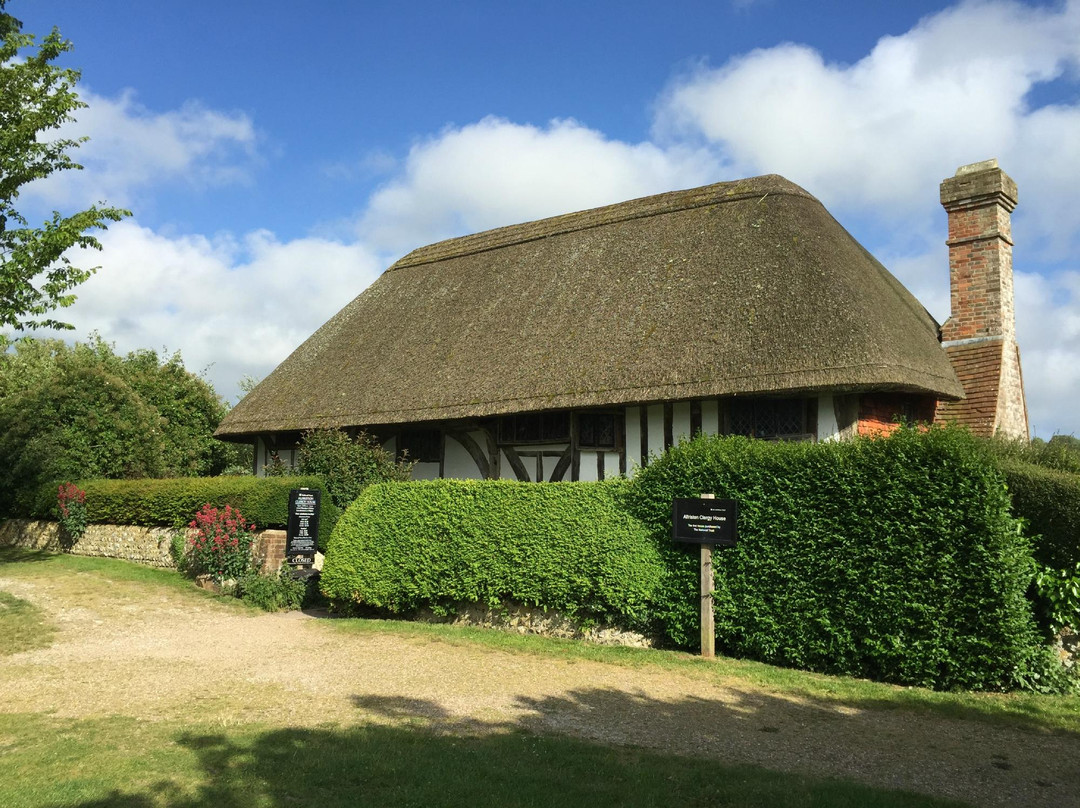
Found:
[57,483,87,547]
[186,504,256,583]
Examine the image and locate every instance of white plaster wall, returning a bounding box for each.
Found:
[624,406,641,470]
[604,452,621,478]
[817,394,841,441]
[578,451,599,482]
[503,444,568,482]
[647,404,665,459]
[673,402,692,444]
[500,450,518,480]
[701,399,720,436]
[411,462,441,481]
[542,454,565,482]
[254,438,266,476]
[444,434,484,480]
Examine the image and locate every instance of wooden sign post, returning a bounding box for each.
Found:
[700,538,715,658]
[671,494,738,659]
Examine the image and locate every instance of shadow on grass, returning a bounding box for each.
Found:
[52,687,1080,807]
[0,546,59,564]
[58,715,972,808]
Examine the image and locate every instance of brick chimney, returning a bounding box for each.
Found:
[936,160,1029,439]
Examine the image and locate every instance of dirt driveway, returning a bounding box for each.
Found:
[1,563,1078,808]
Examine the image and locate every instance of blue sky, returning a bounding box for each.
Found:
[12,0,1080,437]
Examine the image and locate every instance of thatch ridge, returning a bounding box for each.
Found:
[217,175,963,439]
[394,175,807,270]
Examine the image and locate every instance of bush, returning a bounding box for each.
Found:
[287,428,414,510]
[1033,562,1080,634]
[0,336,248,516]
[321,480,662,629]
[185,504,256,583]
[31,476,340,551]
[56,482,87,548]
[987,433,1080,475]
[626,427,1046,692]
[238,568,310,612]
[998,460,1080,569]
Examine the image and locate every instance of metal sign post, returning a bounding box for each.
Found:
[671,493,738,659]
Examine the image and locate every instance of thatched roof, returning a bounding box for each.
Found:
[217,174,963,439]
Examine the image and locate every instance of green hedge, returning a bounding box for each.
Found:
[626,428,1044,692]
[1000,460,1080,569]
[39,476,340,550]
[320,479,662,628]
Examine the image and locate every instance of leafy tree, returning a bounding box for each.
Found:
[0,358,166,514]
[0,336,245,514]
[0,1,129,330]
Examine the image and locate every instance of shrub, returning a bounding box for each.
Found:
[238,568,309,612]
[291,428,414,510]
[32,475,340,551]
[321,480,662,629]
[185,504,257,583]
[1034,562,1080,634]
[56,482,87,548]
[997,460,1080,569]
[987,433,1080,475]
[626,427,1046,692]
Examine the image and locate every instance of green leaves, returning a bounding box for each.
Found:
[628,427,1047,692]
[0,336,243,514]
[0,6,130,330]
[288,428,414,510]
[320,480,662,630]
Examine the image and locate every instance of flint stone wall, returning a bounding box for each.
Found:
[0,519,289,572]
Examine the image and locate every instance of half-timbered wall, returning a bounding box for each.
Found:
[254,394,859,483]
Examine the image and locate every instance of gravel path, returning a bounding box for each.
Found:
[2,569,1079,808]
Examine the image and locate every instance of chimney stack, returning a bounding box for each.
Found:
[936,160,1029,439]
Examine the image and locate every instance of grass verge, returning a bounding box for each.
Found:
[0,591,55,656]
[0,546,254,613]
[0,712,969,808]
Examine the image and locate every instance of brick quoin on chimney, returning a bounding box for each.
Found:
[935,160,1029,440]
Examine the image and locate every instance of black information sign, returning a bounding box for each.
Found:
[287,488,321,567]
[672,498,738,546]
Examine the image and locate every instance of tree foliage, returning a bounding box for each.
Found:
[272,428,413,511]
[0,2,129,330]
[0,336,242,514]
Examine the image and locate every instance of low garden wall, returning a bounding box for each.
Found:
[0,518,289,573]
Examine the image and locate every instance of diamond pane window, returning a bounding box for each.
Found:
[727,398,807,439]
[578,412,617,449]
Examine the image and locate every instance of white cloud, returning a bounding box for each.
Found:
[358,116,719,255]
[23,88,257,210]
[1014,270,1080,438]
[34,221,381,401]
[656,0,1080,246]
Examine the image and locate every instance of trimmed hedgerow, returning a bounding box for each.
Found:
[35,476,340,549]
[626,427,1045,692]
[998,460,1080,570]
[320,479,662,629]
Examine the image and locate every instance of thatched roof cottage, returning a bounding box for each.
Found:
[216,161,1028,481]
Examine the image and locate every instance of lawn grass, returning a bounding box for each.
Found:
[0,712,969,808]
[0,546,253,612]
[329,615,1080,736]
[0,591,55,656]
